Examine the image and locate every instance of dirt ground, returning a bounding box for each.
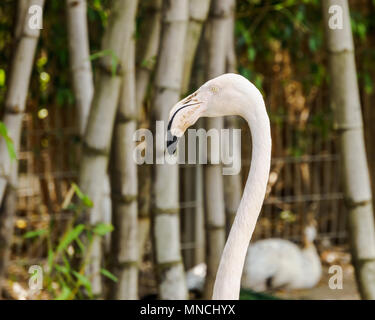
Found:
[276,265,360,300]
[139,243,361,300]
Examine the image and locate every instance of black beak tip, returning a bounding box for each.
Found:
[166,131,178,155]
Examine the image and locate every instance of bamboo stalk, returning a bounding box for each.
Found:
[78,0,138,297]
[181,0,211,270]
[66,0,94,134]
[0,0,45,294]
[181,0,211,95]
[203,0,233,299]
[109,1,139,298]
[323,0,375,299]
[152,0,189,300]
[135,0,163,264]
[191,44,207,267]
[66,0,114,257]
[136,0,163,110]
[0,0,45,205]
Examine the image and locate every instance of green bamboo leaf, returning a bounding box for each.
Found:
[48,249,54,271]
[82,195,93,208]
[5,137,16,160]
[55,286,72,300]
[141,56,156,69]
[89,49,119,77]
[100,268,118,283]
[0,121,16,160]
[364,73,373,94]
[89,49,110,61]
[71,183,93,207]
[62,254,72,271]
[93,223,113,236]
[71,182,85,199]
[308,37,318,52]
[72,271,92,295]
[55,264,69,275]
[57,224,85,253]
[247,47,256,62]
[23,229,47,239]
[0,121,7,137]
[0,69,5,87]
[75,237,85,252]
[110,55,118,77]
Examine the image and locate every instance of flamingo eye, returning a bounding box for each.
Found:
[209,86,219,94]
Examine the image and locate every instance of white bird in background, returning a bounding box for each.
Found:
[241,223,322,291]
[167,73,272,299]
[186,223,322,295]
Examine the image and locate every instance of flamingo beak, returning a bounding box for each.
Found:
[166,127,178,155]
[166,101,202,155]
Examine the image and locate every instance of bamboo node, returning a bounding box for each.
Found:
[111,193,138,204]
[116,113,139,124]
[334,124,363,133]
[116,261,139,269]
[98,60,123,77]
[153,207,180,215]
[82,142,109,157]
[354,257,375,268]
[206,225,226,231]
[344,198,372,209]
[5,105,22,114]
[156,260,183,274]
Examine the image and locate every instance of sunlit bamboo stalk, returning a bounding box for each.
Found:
[0,0,45,293]
[203,0,233,299]
[135,0,163,264]
[78,0,138,297]
[109,1,139,298]
[152,0,189,299]
[323,0,375,299]
[181,0,211,270]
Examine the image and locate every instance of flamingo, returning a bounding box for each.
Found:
[167,73,272,299]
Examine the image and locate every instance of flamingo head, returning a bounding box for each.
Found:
[166,73,246,155]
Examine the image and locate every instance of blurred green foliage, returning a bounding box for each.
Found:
[236,0,375,157]
[23,183,115,300]
[0,0,111,168]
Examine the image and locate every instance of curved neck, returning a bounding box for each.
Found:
[299,246,321,287]
[212,91,271,300]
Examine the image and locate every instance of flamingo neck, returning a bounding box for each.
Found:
[212,91,271,300]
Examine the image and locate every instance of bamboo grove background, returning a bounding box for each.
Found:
[0,0,375,300]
